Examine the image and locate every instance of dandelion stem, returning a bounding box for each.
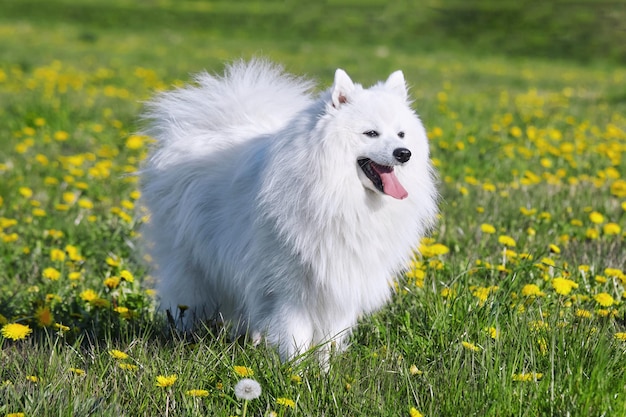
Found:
[242,399,248,417]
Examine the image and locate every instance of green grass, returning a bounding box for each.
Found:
[1,1,626,416]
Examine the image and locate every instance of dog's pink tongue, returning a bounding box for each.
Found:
[372,164,408,200]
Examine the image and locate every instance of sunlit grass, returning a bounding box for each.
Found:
[1,3,626,416]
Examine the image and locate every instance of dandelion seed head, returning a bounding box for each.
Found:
[234,378,262,400]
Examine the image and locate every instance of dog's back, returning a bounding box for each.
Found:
[141,59,314,169]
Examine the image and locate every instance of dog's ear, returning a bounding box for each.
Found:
[331,69,355,108]
[385,70,408,101]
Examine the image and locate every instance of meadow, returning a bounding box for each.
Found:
[1,1,626,416]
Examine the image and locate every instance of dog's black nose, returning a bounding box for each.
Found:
[393,148,411,163]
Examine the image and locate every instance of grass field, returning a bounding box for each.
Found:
[1,1,626,416]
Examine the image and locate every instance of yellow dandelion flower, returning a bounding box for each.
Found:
[19,187,33,199]
[409,364,423,375]
[428,259,444,270]
[603,223,621,236]
[104,276,121,289]
[2,233,19,243]
[121,200,134,210]
[62,192,77,205]
[1,323,33,340]
[604,268,625,285]
[498,235,516,247]
[185,389,209,397]
[234,366,254,377]
[480,223,496,234]
[53,130,69,141]
[45,229,64,239]
[575,309,592,318]
[80,289,98,302]
[69,368,85,376]
[50,248,66,262]
[521,284,545,297]
[585,228,599,239]
[588,211,605,224]
[548,244,560,254]
[596,309,615,318]
[114,306,133,319]
[125,135,146,150]
[485,326,500,340]
[276,397,295,408]
[42,267,61,281]
[44,176,59,185]
[471,285,498,304]
[106,256,120,267]
[156,374,178,388]
[290,374,302,384]
[595,275,607,284]
[32,208,46,217]
[462,341,481,352]
[120,270,134,283]
[520,207,537,216]
[6,413,25,417]
[537,337,548,355]
[614,332,626,341]
[440,287,456,298]
[65,245,83,262]
[109,349,129,360]
[26,375,39,383]
[410,407,424,417]
[119,363,139,371]
[68,271,82,281]
[552,277,578,295]
[54,323,70,332]
[512,372,543,382]
[419,243,449,258]
[0,217,17,228]
[610,179,626,198]
[594,292,615,307]
[78,198,94,209]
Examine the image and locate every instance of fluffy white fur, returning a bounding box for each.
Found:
[140,59,438,361]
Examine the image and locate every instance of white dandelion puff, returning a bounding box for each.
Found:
[234,378,262,401]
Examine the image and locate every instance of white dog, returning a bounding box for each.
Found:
[140,60,437,361]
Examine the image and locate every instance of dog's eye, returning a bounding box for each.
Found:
[363,130,379,138]
[397,131,405,138]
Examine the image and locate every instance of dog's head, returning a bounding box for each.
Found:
[326,69,430,200]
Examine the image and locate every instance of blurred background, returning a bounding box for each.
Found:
[3,0,625,71]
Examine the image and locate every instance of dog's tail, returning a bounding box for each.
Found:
[141,59,314,157]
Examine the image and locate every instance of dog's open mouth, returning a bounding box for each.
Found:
[358,158,408,200]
